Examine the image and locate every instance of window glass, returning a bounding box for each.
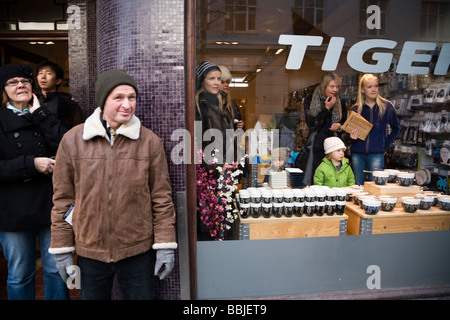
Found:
[195,0,450,241]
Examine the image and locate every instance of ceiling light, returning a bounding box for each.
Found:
[275,49,284,55]
[232,77,246,83]
[230,83,249,88]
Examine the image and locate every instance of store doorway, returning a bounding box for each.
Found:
[1,38,69,93]
[0,0,70,91]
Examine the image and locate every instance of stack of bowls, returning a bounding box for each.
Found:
[238,186,351,219]
[397,172,415,186]
[438,196,450,211]
[384,169,400,183]
[358,195,375,209]
[373,171,390,185]
[238,190,251,218]
[335,188,348,201]
[362,199,381,215]
[401,198,420,213]
[418,196,434,210]
[352,192,369,206]
[379,196,397,211]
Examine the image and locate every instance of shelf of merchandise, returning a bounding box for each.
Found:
[237,214,348,240]
[345,202,450,235]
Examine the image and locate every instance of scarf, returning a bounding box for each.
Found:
[308,86,342,124]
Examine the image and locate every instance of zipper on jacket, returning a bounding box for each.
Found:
[108,144,114,262]
[365,105,373,155]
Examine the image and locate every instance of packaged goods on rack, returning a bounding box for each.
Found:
[237,185,350,219]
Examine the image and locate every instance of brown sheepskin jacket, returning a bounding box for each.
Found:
[49,107,177,263]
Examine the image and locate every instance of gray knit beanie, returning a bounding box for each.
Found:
[195,61,221,90]
[95,69,138,110]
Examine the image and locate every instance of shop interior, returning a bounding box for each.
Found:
[194,0,450,299]
[195,0,450,242]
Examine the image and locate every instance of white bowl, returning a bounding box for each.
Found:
[373,171,390,177]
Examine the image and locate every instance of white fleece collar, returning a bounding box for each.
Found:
[82,107,141,141]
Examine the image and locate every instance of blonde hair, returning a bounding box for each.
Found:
[218,65,235,119]
[218,65,232,83]
[319,72,342,96]
[354,74,391,117]
[195,87,224,117]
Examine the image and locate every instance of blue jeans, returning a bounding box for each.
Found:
[0,227,69,300]
[351,153,385,186]
[77,250,155,300]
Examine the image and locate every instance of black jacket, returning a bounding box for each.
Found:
[0,106,67,231]
[37,91,85,129]
[195,91,235,164]
[295,95,347,185]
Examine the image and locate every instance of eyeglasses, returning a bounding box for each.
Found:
[5,79,33,87]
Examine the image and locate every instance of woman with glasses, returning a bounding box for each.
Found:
[0,64,69,300]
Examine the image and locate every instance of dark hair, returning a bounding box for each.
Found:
[37,60,64,80]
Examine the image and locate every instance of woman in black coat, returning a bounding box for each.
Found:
[195,61,235,164]
[295,72,347,185]
[0,64,68,300]
[195,61,238,240]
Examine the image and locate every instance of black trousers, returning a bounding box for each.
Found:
[77,250,155,300]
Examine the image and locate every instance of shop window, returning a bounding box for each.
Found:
[224,0,257,32]
[420,1,449,40]
[294,0,324,27]
[195,0,449,242]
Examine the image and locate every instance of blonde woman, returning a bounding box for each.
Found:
[218,65,244,130]
[350,74,400,185]
[195,61,235,164]
[295,72,347,186]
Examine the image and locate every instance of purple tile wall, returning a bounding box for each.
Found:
[97,0,186,192]
[74,0,185,300]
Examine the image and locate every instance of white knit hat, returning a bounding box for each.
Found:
[324,137,346,154]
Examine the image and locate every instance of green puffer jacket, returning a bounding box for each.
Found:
[313,156,355,187]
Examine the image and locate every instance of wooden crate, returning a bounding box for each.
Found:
[238,214,348,240]
[364,181,422,197]
[345,202,450,235]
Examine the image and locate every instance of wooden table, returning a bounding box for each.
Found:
[345,202,450,235]
[238,214,348,240]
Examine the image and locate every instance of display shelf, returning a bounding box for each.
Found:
[345,202,450,235]
[364,181,422,197]
[237,214,348,240]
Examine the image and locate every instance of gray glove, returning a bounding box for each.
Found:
[154,249,175,280]
[54,253,75,282]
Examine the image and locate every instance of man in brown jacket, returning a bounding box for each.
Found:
[49,69,177,300]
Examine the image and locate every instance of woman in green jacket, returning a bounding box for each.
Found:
[314,137,355,187]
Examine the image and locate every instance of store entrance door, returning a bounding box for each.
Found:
[0,32,69,93]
